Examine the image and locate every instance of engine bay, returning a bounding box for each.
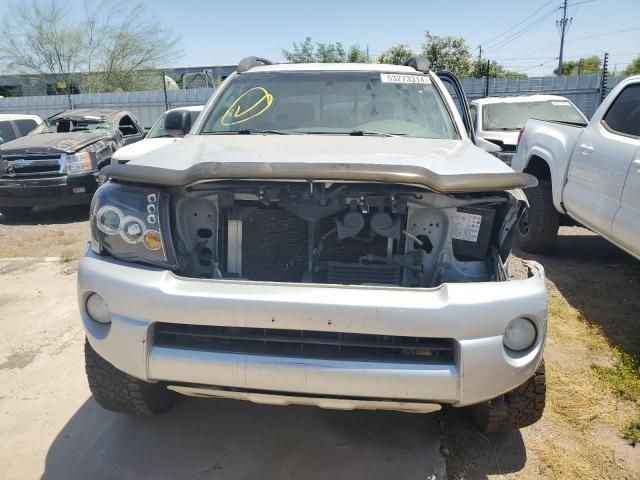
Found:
[171,181,524,287]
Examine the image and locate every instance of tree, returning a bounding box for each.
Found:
[623,56,640,76]
[471,60,527,78]
[282,38,369,63]
[0,1,86,106]
[347,45,369,63]
[0,0,182,98]
[376,44,416,65]
[554,55,602,75]
[421,32,472,77]
[84,2,182,92]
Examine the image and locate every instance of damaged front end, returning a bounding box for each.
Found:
[95,163,531,288]
[172,182,524,287]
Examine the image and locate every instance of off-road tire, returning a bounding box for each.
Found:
[84,339,177,415]
[464,361,546,433]
[516,179,559,253]
[0,206,33,221]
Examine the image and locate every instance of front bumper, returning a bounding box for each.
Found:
[0,174,97,207]
[78,251,547,409]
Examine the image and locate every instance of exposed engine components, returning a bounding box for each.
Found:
[336,211,365,240]
[370,212,402,239]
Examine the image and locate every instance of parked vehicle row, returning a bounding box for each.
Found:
[2,60,637,436]
[513,74,640,259]
[0,113,42,145]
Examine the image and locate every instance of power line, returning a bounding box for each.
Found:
[481,0,555,48]
[484,6,561,53]
[514,57,559,73]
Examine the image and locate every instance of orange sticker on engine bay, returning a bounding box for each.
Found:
[220,87,274,126]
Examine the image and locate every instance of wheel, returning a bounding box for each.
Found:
[84,339,177,415]
[516,179,559,253]
[0,206,33,221]
[463,360,546,433]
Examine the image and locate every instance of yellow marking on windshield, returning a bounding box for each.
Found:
[221,87,274,126]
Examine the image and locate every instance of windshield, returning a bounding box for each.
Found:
[201,71,458,139]
[31,117,112,135]
[146,110,202,138]
[482,100,586,131]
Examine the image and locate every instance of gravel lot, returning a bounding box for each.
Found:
[1,208,639,479]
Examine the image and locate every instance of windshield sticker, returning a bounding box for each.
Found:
[221,87,274,126]
[451,211,482,243]
[380,73,431,85]
[551,101,571,106]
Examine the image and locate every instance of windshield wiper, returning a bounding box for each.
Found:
[491,127,521,131]
[202,129,295,135]
[299,130,407,137]
[348,130,407,137]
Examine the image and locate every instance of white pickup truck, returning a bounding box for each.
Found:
[513,74,640,257]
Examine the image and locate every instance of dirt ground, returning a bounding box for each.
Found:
[1,208,639,479]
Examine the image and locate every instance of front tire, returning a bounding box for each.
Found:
[84,339,177,415]
[0,206,33,221]
[464,361,546,433]
[516,179,559,253]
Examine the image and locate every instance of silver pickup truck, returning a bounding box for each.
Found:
[78,57,547,433]
[513,74,640,257]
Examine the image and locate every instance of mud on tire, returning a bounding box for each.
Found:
[464,360,546,433]
[84,339,177,415]
[516,180,559,253]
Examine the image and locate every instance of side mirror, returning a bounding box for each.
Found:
[164,110,192,137]
[475,137,502,153]
[0,137,4,145]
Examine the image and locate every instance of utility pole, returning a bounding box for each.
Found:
[484,59,490,97]
[162,71,169,110]
[556,0,572,76]
[600,52,609,103]
[577,58,584,76]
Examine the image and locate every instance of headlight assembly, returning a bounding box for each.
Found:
[90,182,177,268]
[65,151,94,175]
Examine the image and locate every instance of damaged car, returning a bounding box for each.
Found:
[78,57,547,433]
[0,109,144,220]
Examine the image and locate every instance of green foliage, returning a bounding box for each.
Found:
[554,55,602,75]
[347,45,369,63]
[593,349,640,445]
[623,417,640,446]
[471,60,527,78]
[283,38,369,64]
[376,44,416,65]
[623,56,640,76]
[421,31,472,77]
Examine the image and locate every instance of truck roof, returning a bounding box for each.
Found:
[247,63,420,74]
[471,95,573,106]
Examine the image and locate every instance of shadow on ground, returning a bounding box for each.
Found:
[518,227,640,357]
[0,205,89,226]
[42,396,445,480]
[442,408,527,479]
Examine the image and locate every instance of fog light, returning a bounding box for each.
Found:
[504,317,536,351]
[86,293,111,324]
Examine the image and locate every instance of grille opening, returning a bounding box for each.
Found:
[153,323,456,365]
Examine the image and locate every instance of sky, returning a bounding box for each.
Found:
[74,0,640,76]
